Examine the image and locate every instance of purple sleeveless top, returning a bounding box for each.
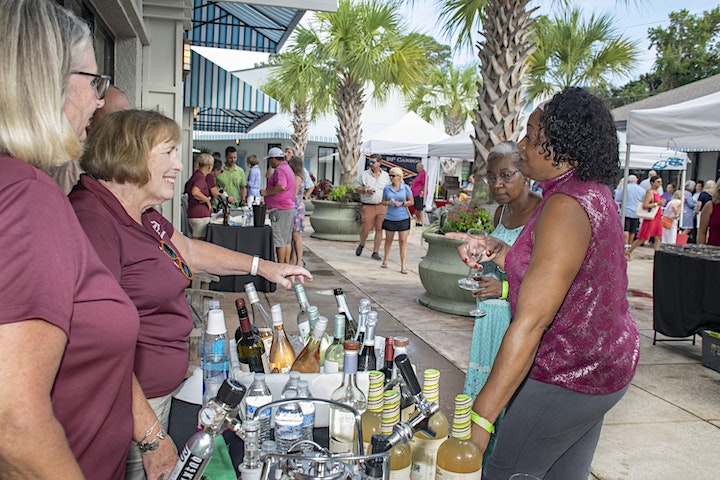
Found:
[506,169,639,394]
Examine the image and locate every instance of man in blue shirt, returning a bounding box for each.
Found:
[615,174,646,247]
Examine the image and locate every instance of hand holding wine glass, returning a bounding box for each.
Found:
[457,228,487,291]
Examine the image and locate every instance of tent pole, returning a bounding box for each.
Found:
[679,170,687,229]
[620,145,632,227]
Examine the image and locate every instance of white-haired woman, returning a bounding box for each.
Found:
[381,167,413,273]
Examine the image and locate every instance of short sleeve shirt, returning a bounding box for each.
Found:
[70,174,194,398]
[265,161,297,210]
[216,165,247,204]
[383,183,412,221]
[0,157,139,479]
[184,169,211,218]
[357,169,391,204]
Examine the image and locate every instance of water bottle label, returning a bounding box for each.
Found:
[275,421,302,440]
[246,396,272,419]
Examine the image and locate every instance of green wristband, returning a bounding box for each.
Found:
[501,280,509,299]
[470,411,495,434]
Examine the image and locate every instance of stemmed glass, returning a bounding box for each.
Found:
[457,228,489,317]
[509,474,542,480]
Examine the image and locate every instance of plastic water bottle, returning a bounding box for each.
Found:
[245,373,273,444]
[202,309,230,405]
[274,390,303,454]
[281,371,301,399]
[297,380,315,444]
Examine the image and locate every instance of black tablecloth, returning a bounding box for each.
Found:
[653,249,720,337]
[205,224,276,293]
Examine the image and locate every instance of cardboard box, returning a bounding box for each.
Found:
[701,330,720,372]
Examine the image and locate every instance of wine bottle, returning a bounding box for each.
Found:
[435,394,482,479]
[361,370,385,454]
[357,311,377,371]
[293,283,311,339]
[355,298,371,344]
[243,282,273,353]
[409,369,449,480]
[304,306,331,367]
[329,340,366,453]
[269,304,296,373]
[391,336,416,422]
[290,311,328,373]
[333,287,358,339]
[381,389,412,478]
[236,302,269,374]
[380,336,394,384]
[324,314,346,373]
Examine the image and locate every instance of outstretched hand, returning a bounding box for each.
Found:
[446,232,503,267]
[259,260,313,289]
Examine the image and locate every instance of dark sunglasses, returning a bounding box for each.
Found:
[389,174,399,177]
[70,71,111,100]
[159,240,194,280]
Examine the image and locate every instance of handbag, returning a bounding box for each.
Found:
[636,202,659,220]
[662,216,674,229]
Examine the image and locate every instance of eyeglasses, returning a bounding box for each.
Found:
[159,240,194,280]
[70,71,112,100]
[389,174,399,177]
[483,171,520,185]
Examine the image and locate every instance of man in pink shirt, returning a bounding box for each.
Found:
[261,147,297,263]
[410,162,426,227]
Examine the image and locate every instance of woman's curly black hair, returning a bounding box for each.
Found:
[538,87,619,187]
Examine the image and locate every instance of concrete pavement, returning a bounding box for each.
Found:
[216,224,720,479]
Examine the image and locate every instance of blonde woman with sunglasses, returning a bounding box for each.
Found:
[381,167,413,273]
[70,109,312,480]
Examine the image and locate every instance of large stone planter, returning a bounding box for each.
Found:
[418,226,475,317]
[303,198,314,216]
[310,199,370,242]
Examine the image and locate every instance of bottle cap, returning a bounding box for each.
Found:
[312,315,328,338]
[207,309,228,335]
[284,389,298,399]
[297,380,310,394]
[393,336,409,348]
[253,373,265,381]
[235,298,246,309]
[270,304,283,326]
[209,299,221,310]
[343,340,361,351]
[359,298,372,314]
[333,288,344,296]
[243,282,259,304]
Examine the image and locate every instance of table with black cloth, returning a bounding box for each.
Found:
[205,224,276,293]
[653,246,720,339]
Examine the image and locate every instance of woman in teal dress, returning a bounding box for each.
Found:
[464,141,541,465]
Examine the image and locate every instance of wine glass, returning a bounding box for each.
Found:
[468,276,487,317]
[509,474,542,480]
[457,228,487,291]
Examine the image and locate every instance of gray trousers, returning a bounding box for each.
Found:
[483,378,629,480]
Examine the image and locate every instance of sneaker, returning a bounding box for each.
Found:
[371,252,382,260]
[356,245,364,256]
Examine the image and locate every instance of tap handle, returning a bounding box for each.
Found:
[394,354,421,396]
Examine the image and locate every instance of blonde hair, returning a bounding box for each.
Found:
[196,153,213,168]
[80,110,180,186]
[0,0,92,170]
[714,179,720,204]
[247,154,259,167]
[389,167,403,178]
[704,180,716,193]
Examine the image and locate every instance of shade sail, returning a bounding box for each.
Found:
[626,91,720,151]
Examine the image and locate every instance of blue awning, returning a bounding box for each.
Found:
[184,51,278,132]
[188,0,304,52]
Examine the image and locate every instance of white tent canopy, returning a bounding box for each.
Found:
[618,131,689,171]
[361,111,448,157]
[626,91,720,151]
[427,131,474,159]
[622,91,720,228]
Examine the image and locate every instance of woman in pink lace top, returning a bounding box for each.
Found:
[449,87,640,479]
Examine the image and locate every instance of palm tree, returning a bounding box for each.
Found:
[527,8,639,101]
[261,44,333,158]
[407,63,480,136]
[292,0,432,184]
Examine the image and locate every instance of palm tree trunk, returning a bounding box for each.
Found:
[471,0,537,207]
[291,101,309,159]
[444,113,465,136]
[336,76,365,185]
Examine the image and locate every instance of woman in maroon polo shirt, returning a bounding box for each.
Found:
[69,109,312,480]
[0,1,156,478]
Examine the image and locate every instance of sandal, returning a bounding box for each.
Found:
[401,269,408,274]
[381,263,388,268]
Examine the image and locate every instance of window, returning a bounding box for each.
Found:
[317,146,338,184]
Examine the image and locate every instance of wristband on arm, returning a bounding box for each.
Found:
[470,411,495,434]
[501,280,509,299]
[251,255,259,276]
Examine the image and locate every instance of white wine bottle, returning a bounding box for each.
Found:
[435,394,482,479]
[381,389,411,479]
[361,370,385,453]
[409,369,449,479]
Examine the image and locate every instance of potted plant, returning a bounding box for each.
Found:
[310,183,369,242]
[418,201,495,317]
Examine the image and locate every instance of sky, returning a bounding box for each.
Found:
[399,0,717,85]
